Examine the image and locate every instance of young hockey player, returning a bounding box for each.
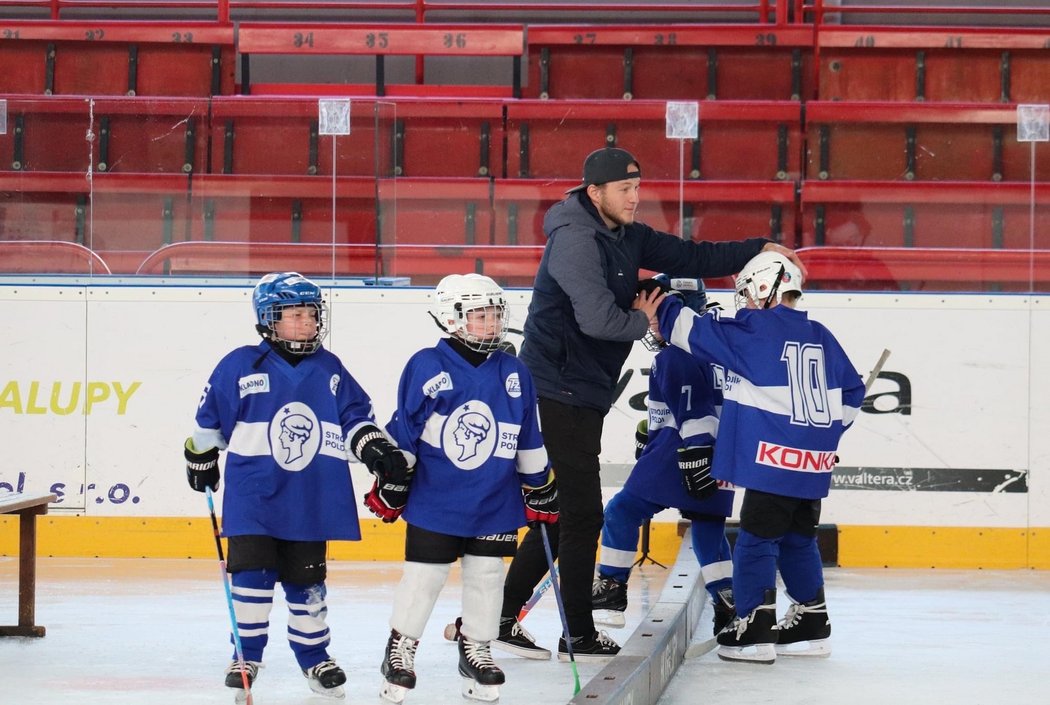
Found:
[593,276,735,636]
[378,273,558,703]
[652,252,865,664]
[184,272,410,699]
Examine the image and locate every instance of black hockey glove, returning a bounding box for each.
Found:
[522,472,559,527]
[635,419,649,461]
[363,474,413,523]
[637,277,671,297]
[677,445,717,500]
[184,438,219,493]
[351,425,411,484]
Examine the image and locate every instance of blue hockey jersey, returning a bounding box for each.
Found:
[192,341,376,541]
[385,339,550,537]
[624,344,734,516]
[657,299,864,500]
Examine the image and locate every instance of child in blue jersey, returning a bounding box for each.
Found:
[653,252,865,665]
[377,273,558,704]
[183,271,410,699]
[593,276,736,636]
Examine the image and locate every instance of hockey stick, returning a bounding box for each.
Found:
[684,634,719,659]
[864,348,892,395]
[540,524,581,695]
[518,573,554,622]
[206,487,254,705]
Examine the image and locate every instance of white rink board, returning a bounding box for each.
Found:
[0,280,1046,528]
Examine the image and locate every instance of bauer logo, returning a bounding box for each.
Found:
[238,373,270,398]
[423,371,453,399]
[505,372,521,398]
[755,441,836,473]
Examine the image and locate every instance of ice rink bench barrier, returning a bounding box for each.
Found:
[570,525,705,705]
[0,491,57,637]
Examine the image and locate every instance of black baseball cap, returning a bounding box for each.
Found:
[566,147,642,194]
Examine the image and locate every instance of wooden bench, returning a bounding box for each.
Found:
[0,491,56,637]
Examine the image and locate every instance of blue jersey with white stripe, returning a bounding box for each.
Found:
[192,341,375,541]
[385,339,550,537]
[657,298,864,500]
[624,344,734,516]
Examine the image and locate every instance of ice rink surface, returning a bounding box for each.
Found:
[1,557,1048,705]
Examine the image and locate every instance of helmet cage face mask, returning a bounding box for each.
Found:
[432,274,508,354]
[733,253,802,311]
[253,272,329,355]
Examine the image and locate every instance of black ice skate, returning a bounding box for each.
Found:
[591,576,628,628]
[716,588,777,664]
[458,635,505,702]
[493,616,551,660]
[557,629,620,662]
[303,658,346,698]
[380,629,419,704]
[713,585,736,636]
[775,587,832,657]
[224,660,260,704]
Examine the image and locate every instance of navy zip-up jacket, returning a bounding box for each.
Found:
[519,192,768,413]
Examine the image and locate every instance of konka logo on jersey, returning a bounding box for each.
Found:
[755,441,836,473]
[442,401,497,471]
[269,401,321,472]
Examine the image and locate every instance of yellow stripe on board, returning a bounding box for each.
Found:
[0,516,686,564]
[837,526,1049,569]
[1,518,1046,568]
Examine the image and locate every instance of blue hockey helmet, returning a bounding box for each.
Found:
[640,274,710,352]
[252,272,328,355]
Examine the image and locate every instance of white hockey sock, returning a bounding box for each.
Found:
[460,554,504,642]
[391,561,451,639]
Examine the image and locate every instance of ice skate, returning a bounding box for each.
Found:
[492,616,551,660]
[458,635,505,702]
[775,587,832,657]
[303,658,347,699]
[716,588,777,664]
[224,660,260,703]
[712,585,736,636]
[591,576,628,628]
[380,629,419,703]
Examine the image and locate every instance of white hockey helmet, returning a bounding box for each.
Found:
[430,273,508,353]
[733,250,803,311]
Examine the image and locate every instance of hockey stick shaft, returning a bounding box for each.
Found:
[518,573,553,622]
[539,524,581,695]
[206,487,253,705]
[864,348,892,395]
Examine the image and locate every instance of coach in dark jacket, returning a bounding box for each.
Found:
[496,146,805,661]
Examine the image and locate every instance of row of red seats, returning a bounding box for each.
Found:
[0,20,1048,103]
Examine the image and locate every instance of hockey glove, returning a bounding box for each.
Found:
[522,473,559,527]
[635,419,649,461]
[184,437,219,493]
[363,472,413,523]
[677,445,717,500]
[351,425,411,484]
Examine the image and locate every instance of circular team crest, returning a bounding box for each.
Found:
[442,400,497,471]
[505,372,521,398]
[269,401,321,472]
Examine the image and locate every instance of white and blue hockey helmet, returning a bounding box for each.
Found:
[252,271,329,355]
[431,273,508,354]
[733,251,803,311]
